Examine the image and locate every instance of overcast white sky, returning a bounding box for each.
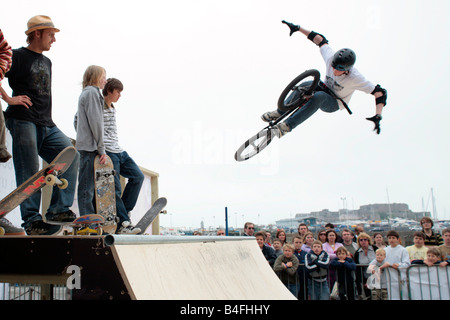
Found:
[2,0,449,229]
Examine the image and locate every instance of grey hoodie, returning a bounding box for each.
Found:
[74,86,105,154]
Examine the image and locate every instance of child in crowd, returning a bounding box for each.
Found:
[438,228,450,267]
[367,248,389,300]
[305,240,330,300]
[411,247,442,266]
[406,231,428,264]
[420,217,443,247]
[272,238,284,257]
[293,235,308,300]
[384,230,410,269]
[301,232,315,253]
[255,231,277,267]
[75,65,107,216]
[330,247,356,300]
[273,243,300,296]
[265,232,272,246]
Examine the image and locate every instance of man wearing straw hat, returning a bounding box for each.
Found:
[0,15,79,235]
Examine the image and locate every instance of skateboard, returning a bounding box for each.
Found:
[134,197,167,235]
[68,214,104,235]
[0,146,76,219]
[94,155,117,234]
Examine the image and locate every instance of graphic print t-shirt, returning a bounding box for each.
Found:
[320,45,376,110]
[4,47,55,126]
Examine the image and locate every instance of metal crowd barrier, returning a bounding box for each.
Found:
[1,264,448,300]
[0,283,70,300]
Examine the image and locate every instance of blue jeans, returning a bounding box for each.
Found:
[282,85,339,130]
[107,151,144,225]
[77,151,97,216]
[308,278,330,300]
[5,118,79,228]
[285,283,298,297]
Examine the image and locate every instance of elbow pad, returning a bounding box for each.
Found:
[371,84,388,106]
[307,31,329,47]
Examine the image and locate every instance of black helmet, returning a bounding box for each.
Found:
[331,48,356,71]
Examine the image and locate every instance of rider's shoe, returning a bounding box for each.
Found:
[26,220,62,235]
[0,217,26,235]
[117,221,141,234]
[261,110,282,122]
[0,148,12,163]
[272,122,291,138]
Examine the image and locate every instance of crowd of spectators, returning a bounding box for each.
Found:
[250,218,450,300]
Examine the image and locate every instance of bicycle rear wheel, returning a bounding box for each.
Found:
[234,128,275,161]
[277,69,321,112]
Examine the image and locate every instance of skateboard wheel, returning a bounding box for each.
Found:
[45,174,56,186]
[57,178,68,190]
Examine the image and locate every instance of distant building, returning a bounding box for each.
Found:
[276,203,430,228]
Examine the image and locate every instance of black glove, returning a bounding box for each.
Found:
[282,20,300,36]
[366,114,382,134]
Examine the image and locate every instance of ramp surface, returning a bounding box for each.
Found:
[106,235,296,300]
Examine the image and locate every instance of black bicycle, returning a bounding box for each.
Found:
[235,69,327,161]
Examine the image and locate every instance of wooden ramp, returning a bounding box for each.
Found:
[105,235,296,300]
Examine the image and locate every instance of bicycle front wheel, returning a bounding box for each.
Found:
[277,69,321,112]
[234,128,275,162]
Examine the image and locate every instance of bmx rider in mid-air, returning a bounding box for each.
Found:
[262,21,388,137]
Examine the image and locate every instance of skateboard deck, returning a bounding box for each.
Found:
[69,214,104,235]
[135,197,167,235]
[0,146,76,219]
[94,155,117,234]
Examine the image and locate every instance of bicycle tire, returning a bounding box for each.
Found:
[277,69,321,112]
[234,128,275,162]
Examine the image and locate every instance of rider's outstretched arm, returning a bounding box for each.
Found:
[299,27,328,47]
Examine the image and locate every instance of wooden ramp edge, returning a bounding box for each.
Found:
[105,235,296,300]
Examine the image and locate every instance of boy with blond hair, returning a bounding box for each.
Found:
[75,65,107,218]
[367,248,389,300]
[274,243,300,296]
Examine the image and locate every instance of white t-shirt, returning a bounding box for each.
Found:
[320,45,376,110]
